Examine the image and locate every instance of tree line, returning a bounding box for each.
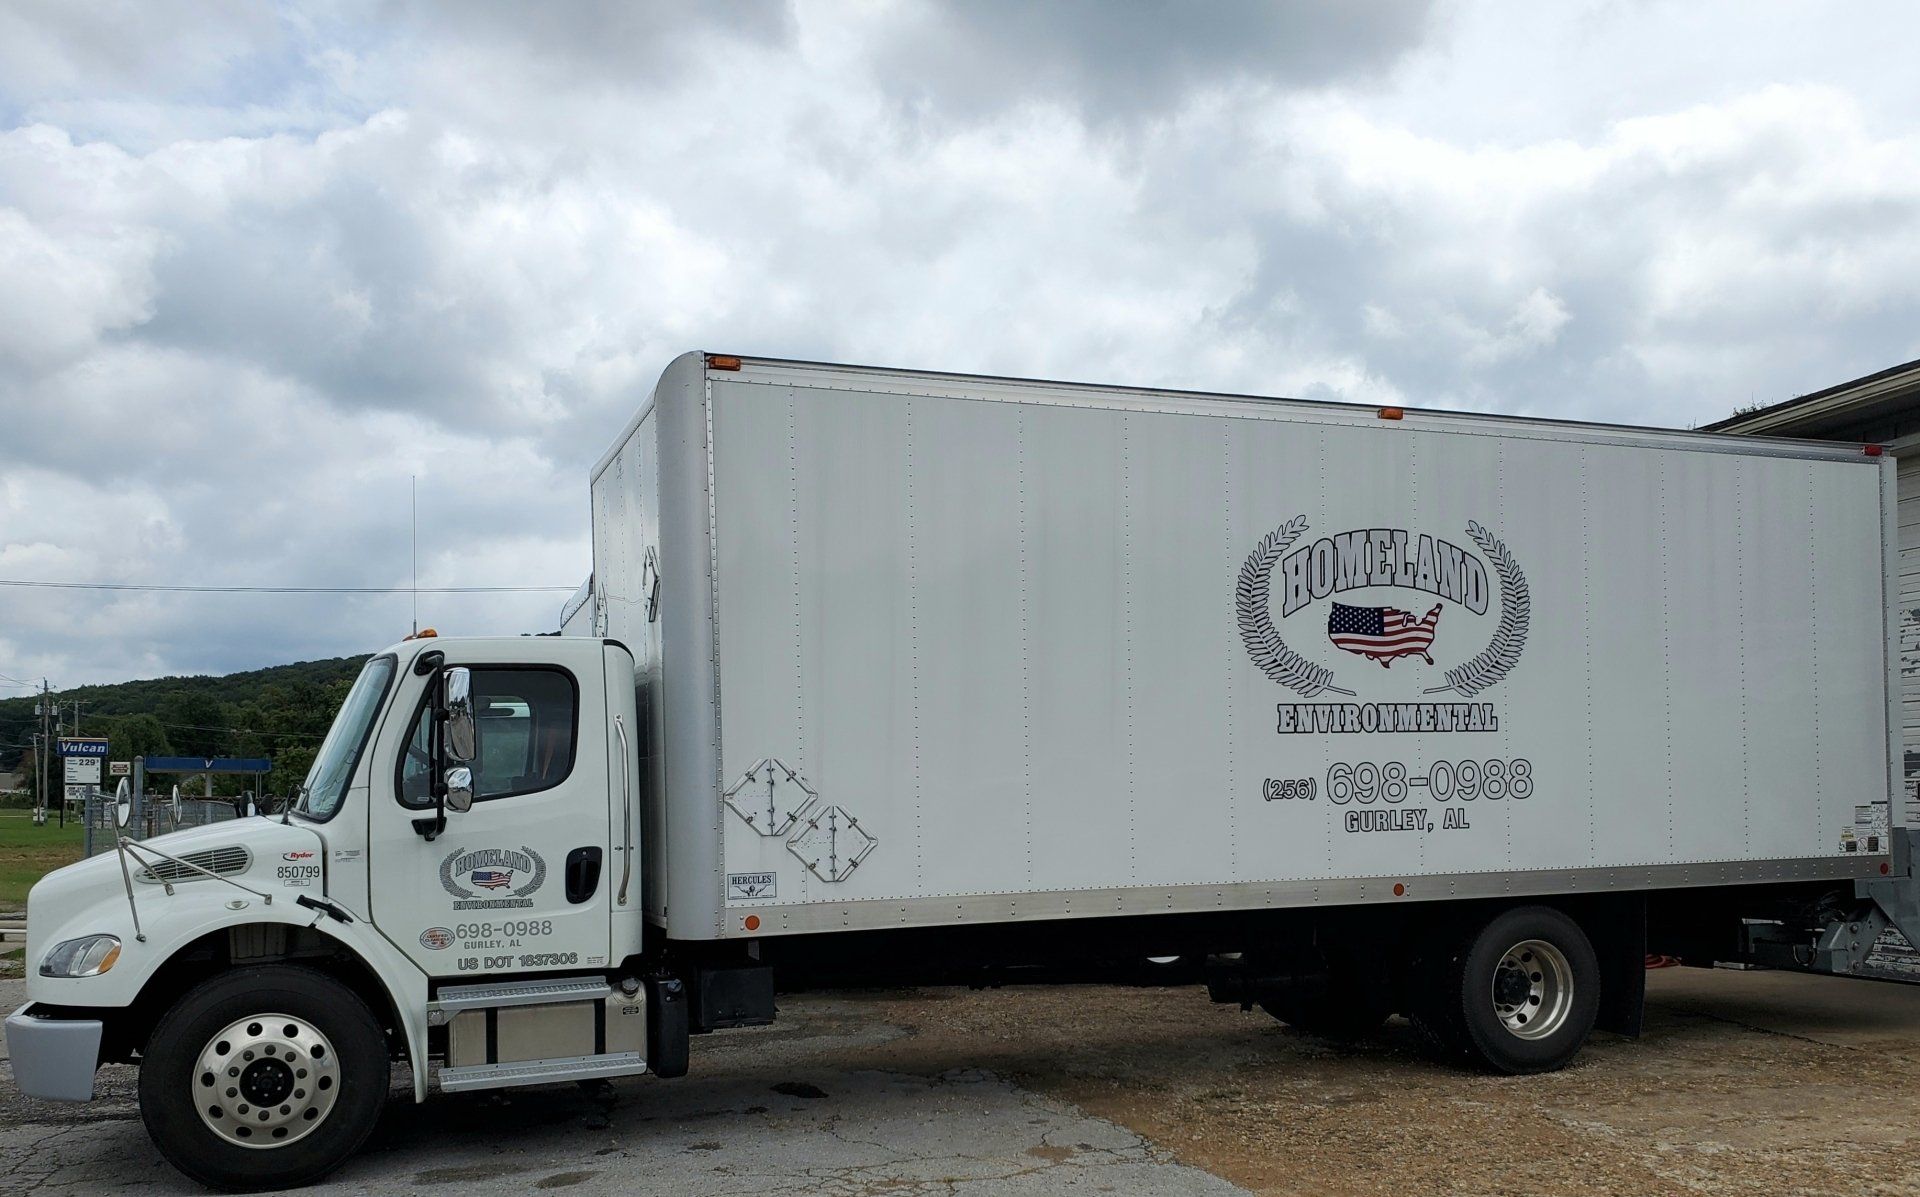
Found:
[0,656,369,803]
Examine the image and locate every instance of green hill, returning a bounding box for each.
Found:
[0,655,369,799]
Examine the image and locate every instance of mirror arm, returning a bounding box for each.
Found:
[414,667,449,841]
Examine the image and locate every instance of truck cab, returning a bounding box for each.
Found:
[7,634,663,1191]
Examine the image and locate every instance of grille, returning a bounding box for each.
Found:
[138,846,251,883]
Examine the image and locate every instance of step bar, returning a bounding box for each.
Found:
[438,1052,649,1093]
[428,975,612,1023]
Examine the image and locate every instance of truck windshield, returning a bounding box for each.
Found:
[292,655,396,822]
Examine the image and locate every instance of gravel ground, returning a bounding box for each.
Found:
[4,966,1918,1195]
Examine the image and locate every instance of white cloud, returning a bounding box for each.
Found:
[2,2,1919,687]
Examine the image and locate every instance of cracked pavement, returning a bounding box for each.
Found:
[6,966,1920,1195]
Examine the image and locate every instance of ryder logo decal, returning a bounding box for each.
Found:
[437,846,548,910]
[1237,516,1529,733]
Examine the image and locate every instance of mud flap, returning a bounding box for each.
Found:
[1585,894,1647,1037]
[646,973,689,1078]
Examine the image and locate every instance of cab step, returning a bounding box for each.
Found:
[438,1052,647,1093]
[428,976,612,1022]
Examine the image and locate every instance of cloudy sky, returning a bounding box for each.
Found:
[4,0,1919,689]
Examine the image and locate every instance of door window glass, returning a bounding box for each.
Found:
[398,667,578,807]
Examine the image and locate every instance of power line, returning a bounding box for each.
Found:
[0,580,571,594]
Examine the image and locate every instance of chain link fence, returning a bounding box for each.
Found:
[80,790,255,856]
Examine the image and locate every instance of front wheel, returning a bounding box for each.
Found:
[1412,905,1600,1074]
[139,965,390,1192]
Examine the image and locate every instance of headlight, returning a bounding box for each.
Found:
[39,934,121,978]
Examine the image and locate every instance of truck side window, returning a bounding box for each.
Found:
[396,667,579,807]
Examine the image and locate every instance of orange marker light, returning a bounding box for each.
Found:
[1378,407,1404,421]
[1392,882,1406,896]
[743,914,761,931]
[708,354,743,371]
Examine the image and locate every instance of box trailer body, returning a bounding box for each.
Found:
[13,350,1920,1191]
[589,354,1899,941]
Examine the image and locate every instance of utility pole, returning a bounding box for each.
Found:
[37,680,51,826]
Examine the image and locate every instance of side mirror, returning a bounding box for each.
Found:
[443,667,477,762]
[114,778,132,828]
[444,766,474,813]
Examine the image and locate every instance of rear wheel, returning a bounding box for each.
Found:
[1412,906,1600,1074]
[139,965,390,1192]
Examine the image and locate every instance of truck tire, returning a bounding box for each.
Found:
[1411,906,1600,1074]
[138,965,390,1192]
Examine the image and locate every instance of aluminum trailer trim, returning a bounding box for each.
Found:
[725,355,1885,464]
[736,854,1885,937]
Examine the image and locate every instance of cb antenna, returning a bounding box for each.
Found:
[411,474,418,636]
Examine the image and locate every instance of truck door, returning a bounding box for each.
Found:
[369,641,613,978]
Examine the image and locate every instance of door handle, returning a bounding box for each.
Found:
[564,847,602,904]
[614,715,633,906]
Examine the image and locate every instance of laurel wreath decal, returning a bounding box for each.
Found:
[437,849,470,899]
[1237,515,1355,697]
[521,845,549,897]
[1425,521,1529,696]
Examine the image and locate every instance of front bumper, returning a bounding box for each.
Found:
[5,1004,104,1101]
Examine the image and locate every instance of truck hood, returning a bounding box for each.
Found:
[25,818,328,980]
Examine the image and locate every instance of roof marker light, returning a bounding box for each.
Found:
[1378,407,1404,421]
[708,354,743,371]
[1865,444,1884,457]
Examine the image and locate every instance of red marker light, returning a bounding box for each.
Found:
[742,914,761,931]
[1392,882,1406,897]
[1865,444,1884,456]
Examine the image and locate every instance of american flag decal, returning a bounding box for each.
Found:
[470,868,514,890]
[1327,602,1442,666]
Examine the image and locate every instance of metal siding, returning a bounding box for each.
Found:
[1900,453,1920,826]
[1809,460,1894,846]
[1123,410,1235,887]
[682,368,1892,936]
[1024,405,1129,892]
[1740,460,1824,854]
[911,397,1030,897]
[651,354,726,936]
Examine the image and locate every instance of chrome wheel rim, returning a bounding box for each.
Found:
[1491,939,1573,1040]
[193,1013,342,1149]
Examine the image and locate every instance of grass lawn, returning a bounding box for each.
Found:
[0,813,88,912]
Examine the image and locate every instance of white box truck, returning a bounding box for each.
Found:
[10,352,1920,1190]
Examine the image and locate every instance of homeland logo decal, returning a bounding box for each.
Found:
[1237,516,1529,734]
[438,846,548,910]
